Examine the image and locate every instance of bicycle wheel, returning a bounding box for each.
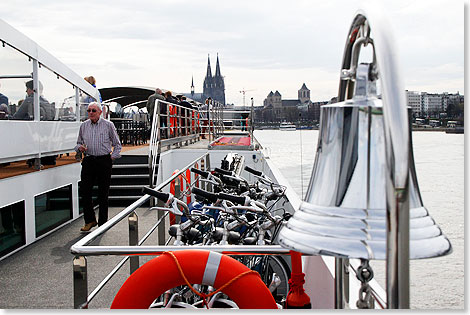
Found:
[261,255,291,303]
[150,286,237,308]
[237,255,291,304]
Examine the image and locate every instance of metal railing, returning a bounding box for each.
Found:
[198,99,224,141]
[71,152,212,309]
[71,143,387,309]
[221,108,254,145]
[148,98,246,188]
[151,99,201,142]
[70,150,294,309]
[220,100,255,144]
[148,99,202,188]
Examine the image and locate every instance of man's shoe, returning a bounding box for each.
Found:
[80,221,97,232]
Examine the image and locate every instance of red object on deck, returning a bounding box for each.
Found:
[111,250,277,309]
[169,170,184,225]
[286,251,311,309]
[212,136,251,146]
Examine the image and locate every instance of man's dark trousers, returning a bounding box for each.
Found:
[80,155,113,226]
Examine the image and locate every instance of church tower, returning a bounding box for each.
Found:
[202,54,226,105]
[212,53,225,105]
[191,75,195,98]
[298,83,310,104]
[203,54,213,99]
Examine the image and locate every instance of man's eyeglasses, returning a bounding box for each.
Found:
[87,109,97,113]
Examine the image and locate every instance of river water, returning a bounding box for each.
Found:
[254,130,464,310]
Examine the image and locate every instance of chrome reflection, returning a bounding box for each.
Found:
[278,61,452,260]
[279,228,452,260]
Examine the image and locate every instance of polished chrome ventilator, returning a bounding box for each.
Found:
[278,8,452,308]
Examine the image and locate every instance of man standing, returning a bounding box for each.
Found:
[75,102,122,232]
[146,88,166,137]
[146,88,165,123]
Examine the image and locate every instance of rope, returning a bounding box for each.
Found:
[163,251,260,309]
[287,272,307,295]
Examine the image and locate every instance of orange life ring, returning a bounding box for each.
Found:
[111,250,277,309]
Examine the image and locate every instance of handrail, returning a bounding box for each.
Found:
[85,211,169,304]
[148,99,201,187]
[0,19,101,166]
[220,104,254,137]
[73,97,254,308]
[148,99,161,188]
[71,151,210,308]
[73,244,290,256]
[195,98,228,141]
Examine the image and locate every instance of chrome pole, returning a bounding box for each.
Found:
[334,258,345,308]
[128,212,139,274]
[359,9,410,308]
[71,245,290,256]
[157,198,166,245]
[73,256,88,309]
[337,9,410,308]
[75,87,80,122]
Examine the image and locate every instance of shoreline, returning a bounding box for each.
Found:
[254,126,455,132]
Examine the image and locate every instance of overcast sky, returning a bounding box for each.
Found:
[0,0,464,106]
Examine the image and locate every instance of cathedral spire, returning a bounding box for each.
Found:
[191,75,194,95]
[205,54,212,78]
[215,53,222,77]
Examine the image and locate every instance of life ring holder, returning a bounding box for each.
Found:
[169,169,191,225]
[111,250,277,309]
[169,104,177,137]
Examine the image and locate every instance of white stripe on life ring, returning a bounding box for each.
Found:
[202,251,223,286]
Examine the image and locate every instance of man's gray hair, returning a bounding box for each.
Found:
[87,102,102,111]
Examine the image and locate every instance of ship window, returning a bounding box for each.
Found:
[0,43,33,120]
[38,66,76,121]
[78,89,96,121]
[0,78,36,120]
[0,200,26,257]
[34,184,73,237]
[0,43,32,75]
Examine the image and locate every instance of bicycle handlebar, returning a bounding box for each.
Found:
[191,187,219,203]
[142,187,170,202]
[217,192,247,205]
[191,167,210,179]
[244,165,263,177]
[214,167,233,176]
[219,174,240,186]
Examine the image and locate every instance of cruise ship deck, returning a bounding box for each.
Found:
[0,140,216,308]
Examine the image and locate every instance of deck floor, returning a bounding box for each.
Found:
[0,137,216,309]
[0,206,170,309]
[0,143,149,180]
[0,136,241,309]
